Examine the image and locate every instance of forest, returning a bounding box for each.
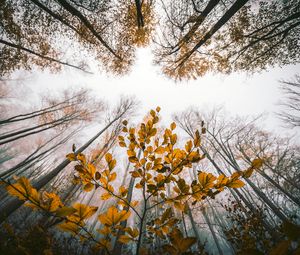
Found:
[0,0,300,255]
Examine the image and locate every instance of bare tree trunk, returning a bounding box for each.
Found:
[202,207,224,255]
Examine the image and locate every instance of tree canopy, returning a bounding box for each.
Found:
[1,0,299,80]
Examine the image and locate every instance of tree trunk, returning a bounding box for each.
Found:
[0,110,127,223]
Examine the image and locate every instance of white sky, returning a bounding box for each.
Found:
[15,48,300,141]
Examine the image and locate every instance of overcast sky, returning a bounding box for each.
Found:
[16,48,300,141]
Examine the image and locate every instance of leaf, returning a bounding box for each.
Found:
[57,221,78,235]
[129,156,139,163]
[87,163,96,176]
[251,158,264,169]
[95,172,101,180]
[109,159,116,170]
[56,206,77,217]
[119,141,127,147]
[131,200,139,207]
[105,153,112,163]
[73,203,98,220]
[43,192,63,212]
[77,153,86,164]
[6,177,38,201]
[135,183,143,189]
[98,206,130,226]
[124,227,139,238]
[243,168,254,178]
[118,235,131,244]
[198,172,216,190]
[227,179,245,188]
[178,237,197,252]
[161,208,172,223]
[66,153,76,161]
[150,128,157,136]
[109,172,117,182]
[194,130,201,147]
[119,186,128,196]
[170,122,176,130]
[101,192,112,200]
[170,134,177,145]
[155,146,165,154]
[156,106,161,112]
[83,183,94,192]
[185,140,192,152]
[127,150,136,157]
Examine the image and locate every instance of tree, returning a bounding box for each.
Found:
[1,108,257,254]
[278,74,300,128]
[154,0,300,80]
[0,97,136,223]
[0,0,156,77]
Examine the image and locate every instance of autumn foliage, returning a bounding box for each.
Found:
[0,108,263,254]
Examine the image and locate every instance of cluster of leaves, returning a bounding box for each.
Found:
[223,200,300,255]
[0,222,86,255]
[0,224,53,255]
[2,107,260,254]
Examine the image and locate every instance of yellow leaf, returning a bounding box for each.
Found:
[109,159,116,170]
[105,153,112,163]
[43,192,63,212]
[185,140,192,152]
[129,156,139,163]
[66,153,76,161]
[109,172,117,182]
[73,203,98,220]
[194,130,201,147]
[150,110,156,117]
[118,235,131,244]
[150,128,157,136]
[198,172,216,190]
[135,183,143,189]
[119,141,127,147]
[251,158,264,169]
[55,206,77,217]
[101,192,112,200]
[127,150,136,157]
[170,134,177,145]
[156,106,161,112]
[77,153,86,164]
[131,201,139,207]
[230,172,241,180]
[98,226,111,235]
[243,168,254,178]
[83,183,94,192]
[57,221,78,235]
[87,163,96,176]
[119,186,128,196]
[98,206,131,226]
[155,146,165,154]
[227,179,245,188]
[6,177,37,201]
[170,122,176,130]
